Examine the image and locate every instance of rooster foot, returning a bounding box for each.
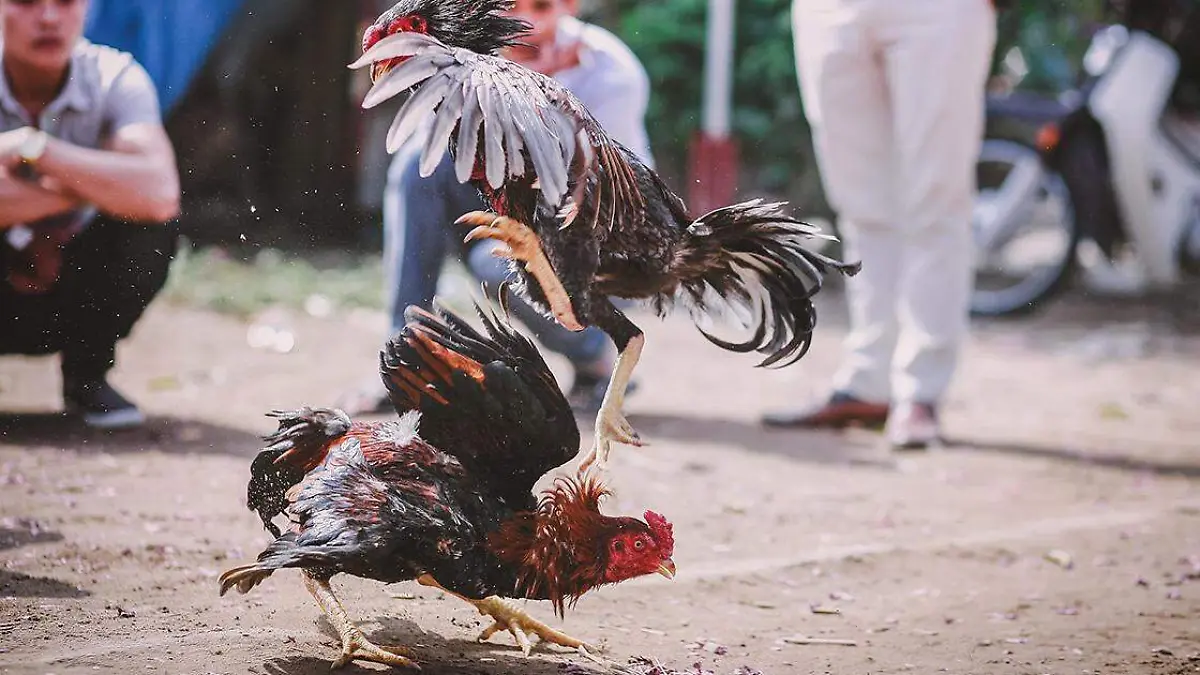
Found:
[332,631,418,670]
[472,597,596,658]
[304,573,419,669]
[579,409,643,476]
[577,333,648,477]
[456,211,584,332]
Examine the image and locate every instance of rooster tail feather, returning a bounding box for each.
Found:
[672,199,860,368]
[218,533,315,596]
[247,408,352,536]
[217,562,276,596]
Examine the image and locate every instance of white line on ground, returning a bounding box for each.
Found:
[668,499,1200,583]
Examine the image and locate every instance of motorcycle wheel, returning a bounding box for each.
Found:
[970,138,1081,318]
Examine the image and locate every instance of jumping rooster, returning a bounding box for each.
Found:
[219,297,675,669]
[349,0,861,472]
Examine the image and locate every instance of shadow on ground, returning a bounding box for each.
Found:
[624,412,897,469]
[0,569,90,599]
[948,436,1200,479]
[0,413,260,457]
[257,614,605,675]
[0,522,64,551]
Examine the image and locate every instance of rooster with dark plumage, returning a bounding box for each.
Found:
[219,296,675,669]
[349,0,862,473]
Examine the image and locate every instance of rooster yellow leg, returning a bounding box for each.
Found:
[415,575,596,658]
[456,211,584,331]
[303,572,418,670]
[578,333,646,475]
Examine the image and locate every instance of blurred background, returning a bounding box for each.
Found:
[81,0,1200,324]
[82,0,1104,247]
[6,6,1200,672]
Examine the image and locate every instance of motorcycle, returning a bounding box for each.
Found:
[971,18,1200,317]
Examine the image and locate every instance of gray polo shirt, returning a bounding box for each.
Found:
[1,39,161,241]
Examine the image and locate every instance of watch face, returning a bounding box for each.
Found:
[20,130,46,163]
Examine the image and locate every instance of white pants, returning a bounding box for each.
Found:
[793,0,996,405]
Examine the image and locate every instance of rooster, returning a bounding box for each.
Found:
[219,296,675,669]
[349,0,862,473]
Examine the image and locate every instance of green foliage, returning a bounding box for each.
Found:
[609,0,829,213]
[994,0,1108,92]
[163,243,386,317]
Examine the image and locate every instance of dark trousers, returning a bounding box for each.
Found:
[0,216,177,383]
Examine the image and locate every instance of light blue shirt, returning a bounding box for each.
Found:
[551,16,655,168]
[0,39,161,242]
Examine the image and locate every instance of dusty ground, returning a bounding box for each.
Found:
[2,288,1199,675]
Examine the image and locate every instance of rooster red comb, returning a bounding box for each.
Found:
[643,510,674,556]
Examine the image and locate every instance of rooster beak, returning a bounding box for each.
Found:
[656,559,677,579]
[370,61,395,84]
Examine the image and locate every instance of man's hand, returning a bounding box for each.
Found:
[0,165,80,228]
[0,127,38,170]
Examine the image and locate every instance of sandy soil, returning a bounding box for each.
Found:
[2,291,1199,675]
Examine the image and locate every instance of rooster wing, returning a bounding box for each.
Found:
[380,292,580,509]
[350,31,645,225]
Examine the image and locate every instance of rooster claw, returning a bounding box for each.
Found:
[452,211,584,332]
[330,630,418,670]
[473,597,592,657]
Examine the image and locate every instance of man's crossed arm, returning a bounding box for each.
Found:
[0,121,180,229]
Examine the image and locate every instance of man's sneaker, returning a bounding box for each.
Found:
[63,379,146,430]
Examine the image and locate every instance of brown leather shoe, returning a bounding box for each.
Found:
[885,402,940,450]
[761,391,890,429]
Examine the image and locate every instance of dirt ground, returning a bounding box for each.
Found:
[2,289,1199,675]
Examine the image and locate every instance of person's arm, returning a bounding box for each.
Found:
[4,61,181,225]
[0,167,80,228]
[33,121,180,223]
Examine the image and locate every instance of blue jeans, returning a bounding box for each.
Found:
[383,142,611,368]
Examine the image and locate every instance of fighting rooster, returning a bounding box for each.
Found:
[349,0,861,472]
[219,297,675,669]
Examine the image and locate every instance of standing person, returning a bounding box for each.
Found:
[338,0,654,415]
[762,0,998,448]
[0,0,181,429]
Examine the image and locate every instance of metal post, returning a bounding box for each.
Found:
[701,0,735,139]
[688,0,739,213]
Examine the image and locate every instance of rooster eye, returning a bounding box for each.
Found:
[633,539,645,550]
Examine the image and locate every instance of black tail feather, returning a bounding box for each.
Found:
[672,199,860,368]
[218,533,332,596]
[247,407,352,537]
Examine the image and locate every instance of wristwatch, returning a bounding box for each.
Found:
[17,127,49,166]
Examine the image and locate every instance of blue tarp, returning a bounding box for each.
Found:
[84,0,247,114]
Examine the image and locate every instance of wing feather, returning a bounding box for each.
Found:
[455,80,484,183]
[351,33,645,217]
[350,31,442,70]
[419,73,467,177]
[380,292,580,505]
[386,70,455,153]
